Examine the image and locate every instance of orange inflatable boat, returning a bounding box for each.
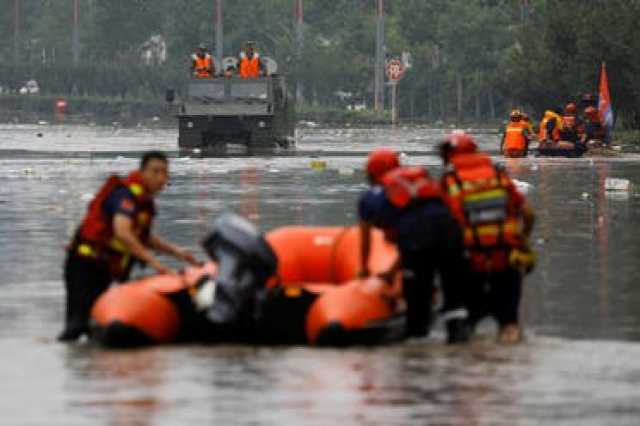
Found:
[90,214,405,347]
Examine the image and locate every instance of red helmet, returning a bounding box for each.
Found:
[584,106,598,118]
[439,132,478,160]
[366,148,400,182]
[565,102,577,114]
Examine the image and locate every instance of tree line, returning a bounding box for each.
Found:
[0,0,638,126]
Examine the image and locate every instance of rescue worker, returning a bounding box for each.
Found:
[440,132,535,344]
[358,148,470,343]
[539,107,562,143]
[191,43,214,79]
[501,109,531,157]
[579,93,597,112]
[583,106,606,145]
[58,151,199,342]
[559,102,585,144]
[238,42,265,79]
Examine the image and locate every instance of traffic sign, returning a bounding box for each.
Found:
[385,58,405,81]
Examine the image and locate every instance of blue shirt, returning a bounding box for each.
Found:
[103,187,137,219]
[358,186,454,251]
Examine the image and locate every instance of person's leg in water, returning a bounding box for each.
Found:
[401,250,436,338]
[488,267,523,344]
[58,253,112,341]
[436,219,472,343]
[464,267,491,336]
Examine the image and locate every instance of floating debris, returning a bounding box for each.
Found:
[604,177,631,192]
[310,159,327,170]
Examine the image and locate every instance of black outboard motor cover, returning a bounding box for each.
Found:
[201,214,277,340]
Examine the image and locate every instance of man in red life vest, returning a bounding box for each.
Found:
[439,132,535,344]
[358,149,470,343]
[191,43,214,78]
[58,151,199,342]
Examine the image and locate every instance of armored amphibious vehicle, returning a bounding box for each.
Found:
[174,72,295,151]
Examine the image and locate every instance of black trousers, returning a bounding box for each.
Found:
[465,267,522,328]
[399,218,468,338]
[61,253,113,338]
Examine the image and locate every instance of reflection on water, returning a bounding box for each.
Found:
[1,125,640,424]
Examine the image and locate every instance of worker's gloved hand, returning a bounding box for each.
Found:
[509,243,536,275]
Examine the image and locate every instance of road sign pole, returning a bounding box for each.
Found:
[391,82,399,125]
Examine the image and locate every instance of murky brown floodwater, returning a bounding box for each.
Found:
[1,123,640,425]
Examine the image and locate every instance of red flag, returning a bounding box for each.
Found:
[598,62,614,133]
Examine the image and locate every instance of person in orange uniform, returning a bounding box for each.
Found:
[583,106,606,145]
[58,152,199,342]
[191,44,214,78]
[238,42,265,79]
[559,102,585,144]
[440,132,535,344]
[501,109,531,157]
[358,149,470,343]
[539,107,562,143]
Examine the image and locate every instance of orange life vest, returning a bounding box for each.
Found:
[74,171,156,280]
[193,54,213,78]
[381,166,442,208]
[239,55,261,79]
[442,153,525,272]
[539,111,561,141]
[503,121,528,153]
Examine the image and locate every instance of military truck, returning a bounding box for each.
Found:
[173,74,295,151]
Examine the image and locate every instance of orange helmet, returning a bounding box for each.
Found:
[565,102,577,114]
[439,132,478,161]
[509,109,523,122]
[366,148,400,183]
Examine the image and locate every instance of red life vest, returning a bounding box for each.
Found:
[442,153,525,272]
[74,171,156,280]
[239,55,261,79]
[381,166,442,208]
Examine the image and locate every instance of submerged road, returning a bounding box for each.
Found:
[0,124,639,425]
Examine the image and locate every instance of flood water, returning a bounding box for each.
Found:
[1,123,640,425]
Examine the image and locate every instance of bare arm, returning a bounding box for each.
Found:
[149,234,198,265]
[113,214,175,274]
[359,220,372,277]
[378,256,402,284]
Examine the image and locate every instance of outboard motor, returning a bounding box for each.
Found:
[201,214,277,339]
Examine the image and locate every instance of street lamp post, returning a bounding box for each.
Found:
[295,0,304,104]
[14,0,20,65]
[215,0,224,73]
[72,0,80,67]
[374,0,385,112]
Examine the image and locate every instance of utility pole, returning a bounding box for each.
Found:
[374,0,385,112]
[295,0,304,104]
[13,0,20,66]
[72,0,80,67]
[215,0,224,73]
